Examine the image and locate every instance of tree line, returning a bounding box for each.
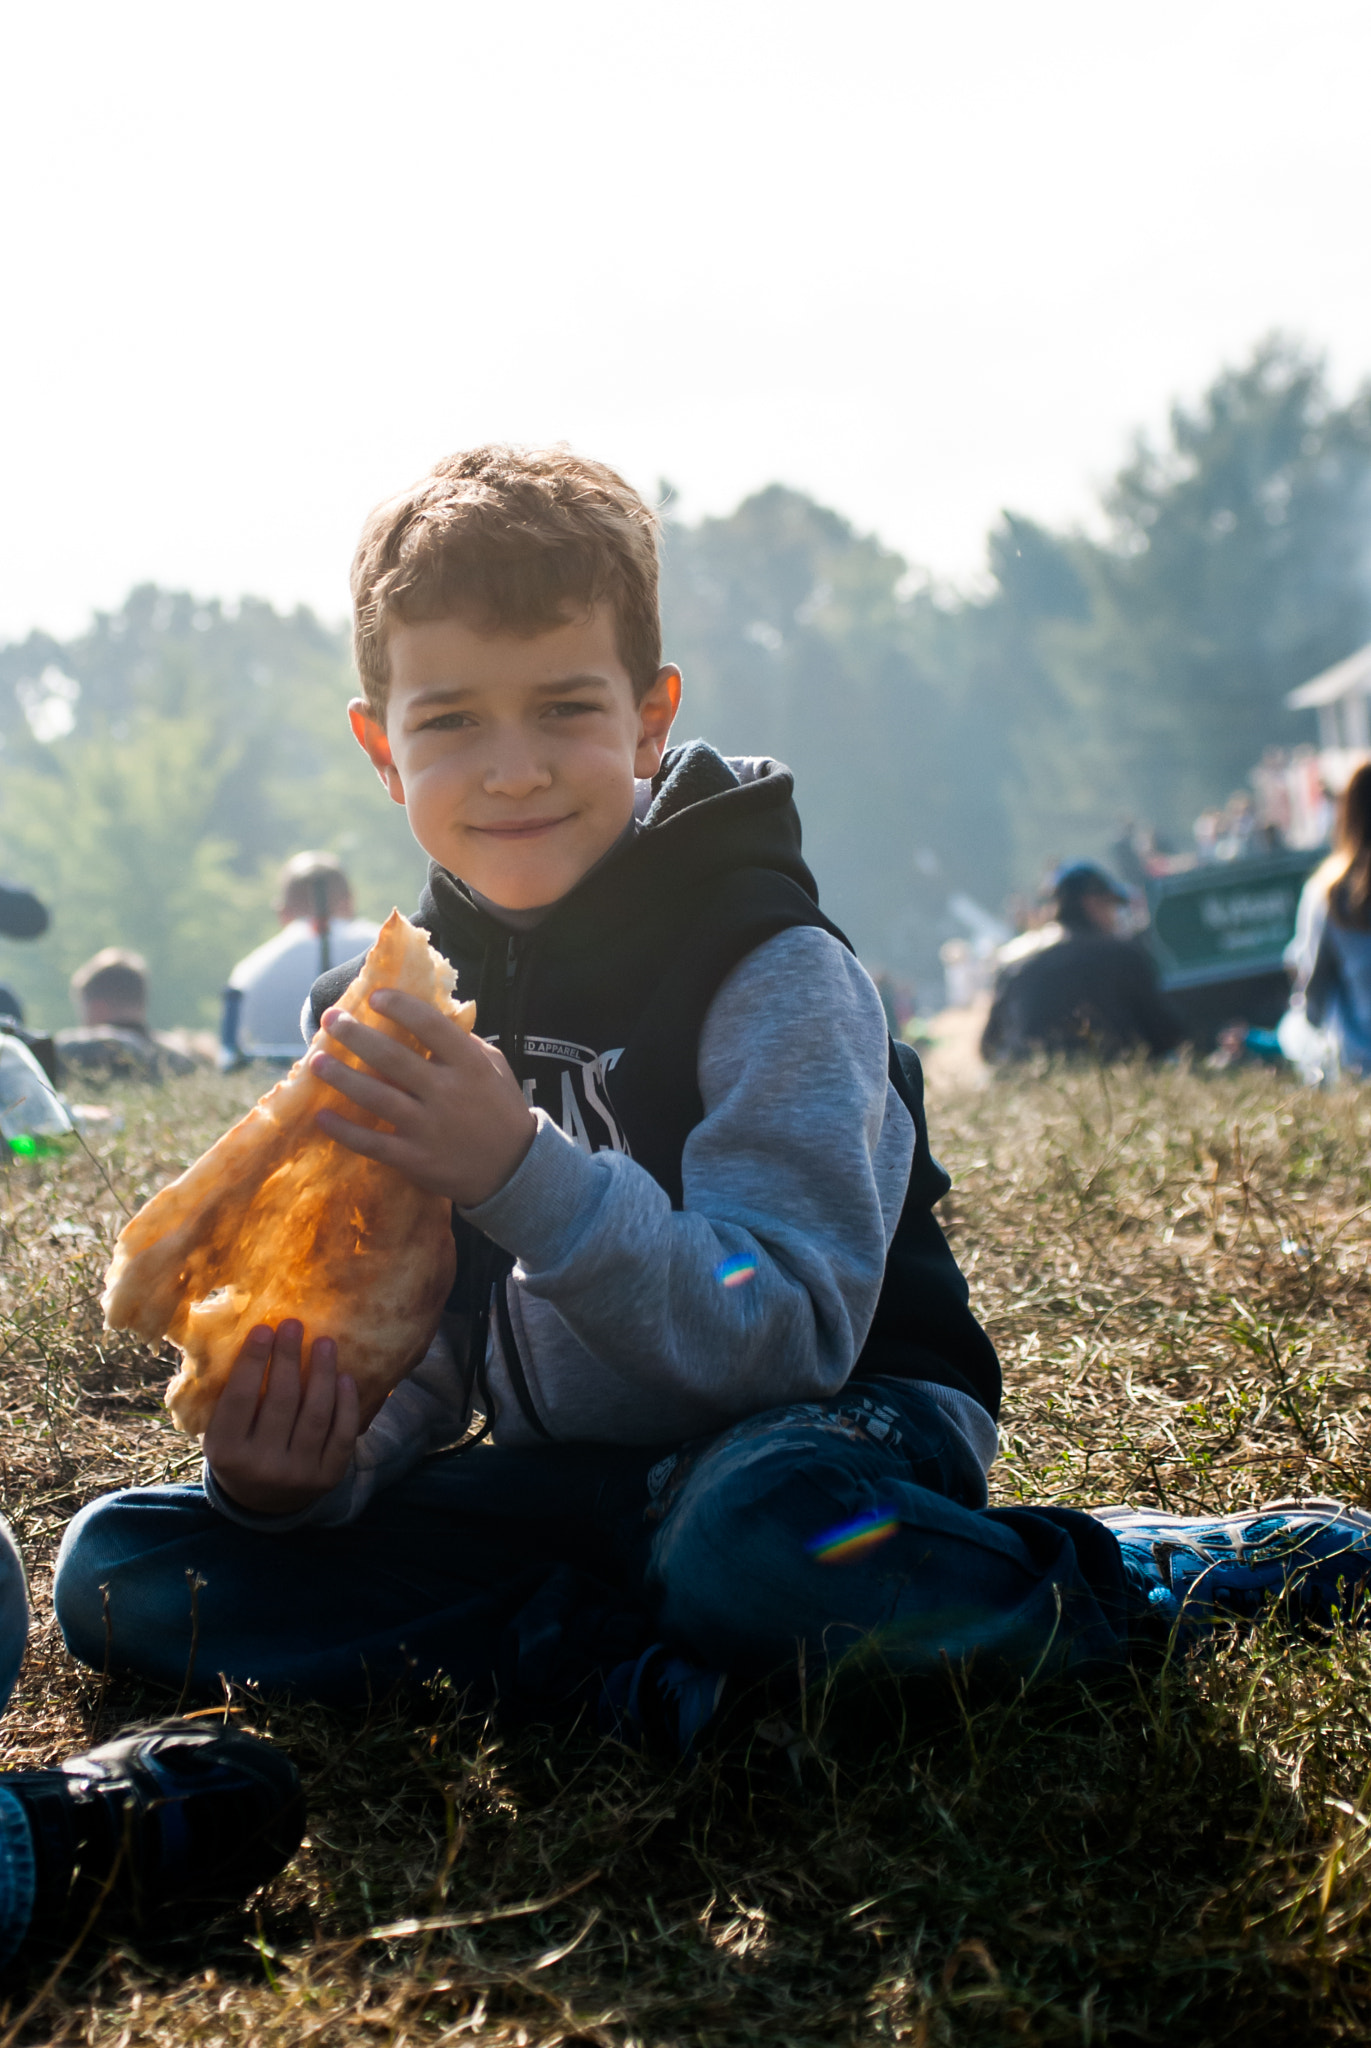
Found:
[1,336,1368,1028]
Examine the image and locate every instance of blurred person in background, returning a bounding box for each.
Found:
[1288,746,1335,850]
[1108,819,1185,887]
[220,852,379,1069]
[1193,809,1223,863]
[1252,748,1293,848]
[0,881,59,1084]
[870,968,916,1038]
[1214,791,1258,862]
[981,861,1184,1063]
[57,948,199,1081]
[0,880,48,1032]
[938,937,988,1009]
[1283,763,1371,1077]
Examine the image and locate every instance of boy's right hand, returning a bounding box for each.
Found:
[204,1320,360,1517]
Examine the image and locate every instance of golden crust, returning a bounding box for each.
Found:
[101,911,475,1435]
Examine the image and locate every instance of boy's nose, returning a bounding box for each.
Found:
[482,744,554,798]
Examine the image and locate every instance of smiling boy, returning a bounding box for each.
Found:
[55,447,1371,1746]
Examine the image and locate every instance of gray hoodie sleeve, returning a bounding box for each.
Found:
[462,925,914,1445]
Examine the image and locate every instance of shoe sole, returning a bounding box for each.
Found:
[1093,1497,1371,1537]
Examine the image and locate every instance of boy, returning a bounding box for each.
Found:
[54,447,1371,1751]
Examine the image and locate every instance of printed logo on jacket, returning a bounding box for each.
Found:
[512,1036,629,1154]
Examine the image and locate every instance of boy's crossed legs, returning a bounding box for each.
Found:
[54,1383,1134,1726]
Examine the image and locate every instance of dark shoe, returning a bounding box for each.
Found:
[1095,1497,1371,1648]
[600,1645,727,1762]
[6,1717,304,1936]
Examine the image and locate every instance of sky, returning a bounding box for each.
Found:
[2,0,1369,642]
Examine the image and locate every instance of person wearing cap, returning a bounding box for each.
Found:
[219,853,380,1068]
[981,862,1184,1063]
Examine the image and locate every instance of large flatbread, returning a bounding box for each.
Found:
[102,911,475,1434]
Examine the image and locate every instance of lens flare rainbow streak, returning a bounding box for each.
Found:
[806,1510,901,1563]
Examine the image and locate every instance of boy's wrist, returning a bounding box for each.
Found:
[447,1104,538,1208]
[458,1109,605,1263]
[205,1464,332,1518]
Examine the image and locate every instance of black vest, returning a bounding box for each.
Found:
[312,745,1001,1423]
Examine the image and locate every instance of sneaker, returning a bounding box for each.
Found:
[5,1717,305,1937]
[1094,1497,1371,1648]
[599,1645,727,1762]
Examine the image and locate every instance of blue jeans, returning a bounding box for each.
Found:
[53,1381,1129,1716]
[0,1515,34,1967]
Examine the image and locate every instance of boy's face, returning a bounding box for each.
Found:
[349,606,680,910]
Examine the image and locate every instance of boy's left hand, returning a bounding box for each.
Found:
[311,991,536,1208]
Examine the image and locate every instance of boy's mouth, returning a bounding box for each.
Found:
[469,814,575,841]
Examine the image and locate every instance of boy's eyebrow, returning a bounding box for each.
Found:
[406,673,615,708]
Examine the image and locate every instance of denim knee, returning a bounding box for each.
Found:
[53,1486,207,1672]
[0,1515,28,1714]
[53,1494,122,1667]
[648,1450,912,1673]
[647,1446,1123,1685]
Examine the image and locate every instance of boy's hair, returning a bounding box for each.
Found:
[351,445,662,718]
[71,947,148,1019]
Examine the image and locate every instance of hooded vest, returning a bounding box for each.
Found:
[312,742,1001,1421]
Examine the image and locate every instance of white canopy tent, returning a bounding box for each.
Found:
[1287,643,1371,792]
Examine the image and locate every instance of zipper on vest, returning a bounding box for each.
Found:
[500,933,536,1066]
[500,936,520,1063]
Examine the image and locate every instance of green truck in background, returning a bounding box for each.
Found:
[1143,847,1322,1046]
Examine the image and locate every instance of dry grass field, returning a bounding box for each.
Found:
[3,1057,1371,2045]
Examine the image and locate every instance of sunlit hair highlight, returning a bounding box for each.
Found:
[351,445,662,717]
[1327,762,1371,931]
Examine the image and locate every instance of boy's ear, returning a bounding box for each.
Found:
[348,699,406,806]
[633,666,682,780]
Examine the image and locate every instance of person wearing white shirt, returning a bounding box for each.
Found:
[220,852,379,1067]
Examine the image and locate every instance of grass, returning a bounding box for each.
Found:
[3,1058,1371,2042]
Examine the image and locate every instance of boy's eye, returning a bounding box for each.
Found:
[416,710,475,732]
[545,700,598,720]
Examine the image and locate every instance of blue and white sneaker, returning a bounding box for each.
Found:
[1094,1497,1371,1648]
[599,1645,728,1762]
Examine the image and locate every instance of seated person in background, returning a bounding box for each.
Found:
[0,882,47,945]
[0,990,60,1090]
[981,861,1184,1063]
[220,852,379,1068]
[1286,763,1371,1078]
[56,949,198,1082]
[0,1509,302,1966]
[0,879,49,1043]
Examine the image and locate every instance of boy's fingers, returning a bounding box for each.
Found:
[364,989,479,1062]
[289,1337,338,1458]
[256,1319,306,1434]
[309,1051,419,1126]
[205,1326,274,1444]
[317,1008,430,1089]
[314,1106,412,1167]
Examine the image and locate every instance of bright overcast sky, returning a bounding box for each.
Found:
[2,0,1369,642]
